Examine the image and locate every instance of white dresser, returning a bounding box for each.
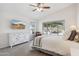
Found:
[0,33,9,48]
[9,31,30,48]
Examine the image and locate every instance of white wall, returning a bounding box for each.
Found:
[77,4,79,29]
[0,14,33,34]
[0,3,33,33]
[38,4,77,33]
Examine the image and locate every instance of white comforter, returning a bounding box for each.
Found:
[41,35,71,56]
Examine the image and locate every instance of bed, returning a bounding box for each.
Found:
[32,32,79,56]
[32,35,71,56]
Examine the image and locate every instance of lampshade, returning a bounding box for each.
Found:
[70,25,77,31]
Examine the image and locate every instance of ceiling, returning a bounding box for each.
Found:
[0,3,73,20]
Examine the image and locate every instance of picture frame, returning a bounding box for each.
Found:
[10,19,26,30]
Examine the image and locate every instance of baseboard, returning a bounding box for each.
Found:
[12,41,29,47]
[0,41,30,50]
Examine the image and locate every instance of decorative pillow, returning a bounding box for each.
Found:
[62,30,71,40]
[35,32,42,37]
[74,32,79,42]
[68,30,77,41]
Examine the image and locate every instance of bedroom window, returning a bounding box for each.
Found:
[42,20,65,35]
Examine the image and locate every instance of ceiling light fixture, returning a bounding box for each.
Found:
[29,3,50,12]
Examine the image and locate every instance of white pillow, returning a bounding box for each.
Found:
[62,30,71,40]
[74,34,79,42]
